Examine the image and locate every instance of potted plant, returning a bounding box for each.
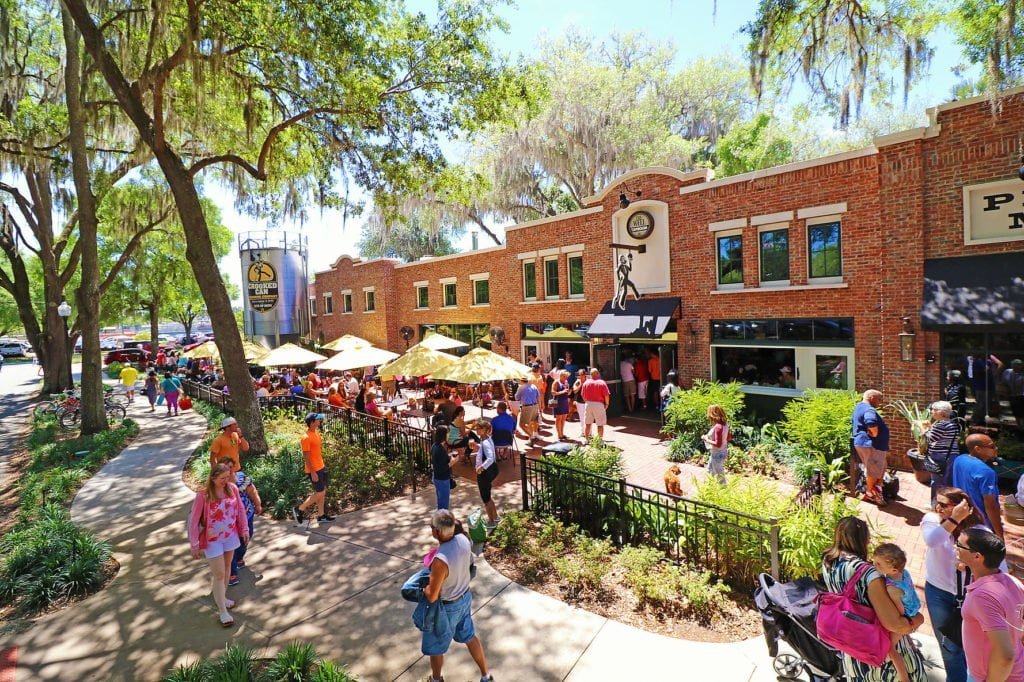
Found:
[888,400,932,485]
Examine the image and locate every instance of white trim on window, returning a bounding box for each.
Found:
[756,223,791,287]
[709,217,746,232]
[469,272,489,281]
[341,291,353,315]
[751,211,794,226]
[413,280,428,287]
[560,243,585,253]
[439,276,457,285]
[363,287,376,313]
[797,203,847,220]
[472,276,490,306]
[566,251,584,298]
[542,255,560,299]
[414,284,429,310]
[517,251,538,260]
[522,259,537,301]
[442,280,457,308]
[322,292,333,316]
[805,216,844,283]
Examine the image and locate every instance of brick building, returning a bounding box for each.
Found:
[311,89,1024,453]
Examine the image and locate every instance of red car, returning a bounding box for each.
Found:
[104,348,149,365]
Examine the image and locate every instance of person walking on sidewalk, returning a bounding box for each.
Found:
[515,377,540,445]
[470,419,499,527]
[851,389,890,506]
[292,413,334,524]
[160,371,182,416]
[119,363,139,404]
[421,509,494,682]
[701,404,730,484]
[142,370,159,412]
[210,417,250,471]
[581,368,610,440]
[218,457,261,586]
[188,463,249,627]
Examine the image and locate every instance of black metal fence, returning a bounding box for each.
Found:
[521,456,780,584]
[181,381,433,488]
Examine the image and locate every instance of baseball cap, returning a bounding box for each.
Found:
[304,412,324,425]
[220,417,237,429]
[1012,359,1023,369]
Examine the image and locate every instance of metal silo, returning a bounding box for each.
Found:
[238,231,310,348]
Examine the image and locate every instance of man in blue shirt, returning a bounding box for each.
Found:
[490,402,517,446]
[952,433,1004,540]
[514,377,540,445]
[851,389,890,505]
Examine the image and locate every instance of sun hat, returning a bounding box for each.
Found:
[220,417,237,429]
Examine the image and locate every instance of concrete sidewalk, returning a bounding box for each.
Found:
[0,400,947,681]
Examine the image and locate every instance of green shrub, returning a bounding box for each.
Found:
[724,443,780,477]
[781,389,857,462]
[161,642,356,682]
[677,567,732,623]
[324,439,407,507]
[247,444,310,520]
[264,641,320,681]
[662,380,745,458]
[553,533,614,598]
[0,505,112,614]
[616,545,731,622]
[561,437,624,478]
[104,361,123,379]
[489,511,530,554]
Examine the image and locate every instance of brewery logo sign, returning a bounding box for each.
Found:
[626,210,655,240]
[247,259,279,313]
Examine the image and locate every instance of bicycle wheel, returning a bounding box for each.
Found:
[105,391,130,407]
[105,404,127,423]
[58,407,82,431]
[33,401,57,418]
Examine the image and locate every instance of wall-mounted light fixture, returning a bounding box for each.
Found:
[898,316,915,362]
[618,185,642,209]
[687,322,698,351]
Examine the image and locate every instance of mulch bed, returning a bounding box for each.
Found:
[484,547,762,643]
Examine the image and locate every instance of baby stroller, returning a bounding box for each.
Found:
[754,573,845,681]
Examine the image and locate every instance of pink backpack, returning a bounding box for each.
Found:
[816,561,891,667]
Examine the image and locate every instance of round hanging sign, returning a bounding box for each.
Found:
[626,210,655,240]
[246,259,279,313]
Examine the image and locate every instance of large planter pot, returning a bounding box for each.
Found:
[906,449,933,486]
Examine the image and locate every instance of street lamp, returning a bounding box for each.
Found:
[57,299,72,319]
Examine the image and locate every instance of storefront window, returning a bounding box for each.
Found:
[715,347,795,385]
[759,229,789,282]
[712,317,853,343]
[808,221,842,278]
[568,255,584,297]
[717,234,743,285]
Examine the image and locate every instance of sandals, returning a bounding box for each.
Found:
[225,599,235,610]
[219,613,234,627]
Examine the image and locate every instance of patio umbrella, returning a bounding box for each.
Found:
[540,326,586,340]
[430,347,533,384]
[416,331,468,351]
[318,345,399,372]
[183,341,217,359]
[322,334,370,351]
[523,329,544,339]
[258,343,326,367]
[377,345,456,378]
[210,341,269,363]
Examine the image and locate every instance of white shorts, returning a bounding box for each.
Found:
[203,534,241,559]
[637,381,649,397]
[585,402,607,426]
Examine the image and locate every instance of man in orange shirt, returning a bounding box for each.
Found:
[209,417,250,470]
[647,350,661,410]
[293,413,335,524]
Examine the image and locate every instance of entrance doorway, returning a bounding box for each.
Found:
[617,341,678,421]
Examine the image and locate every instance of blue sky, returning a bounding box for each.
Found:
[211,0,970,290]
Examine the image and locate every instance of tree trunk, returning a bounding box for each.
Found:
[149,296,160,362]
[156,155,266,452]
[62,8,105,434]
[40,276,73,395]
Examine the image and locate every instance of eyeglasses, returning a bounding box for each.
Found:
[954,542,975,552]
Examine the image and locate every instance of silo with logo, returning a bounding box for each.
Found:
[238,231,310,348]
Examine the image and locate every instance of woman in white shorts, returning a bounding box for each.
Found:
[188,462,250,627]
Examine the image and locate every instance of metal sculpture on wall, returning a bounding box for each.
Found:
[612,252,643,311]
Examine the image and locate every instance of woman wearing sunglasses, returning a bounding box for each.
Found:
[920,487,986,682]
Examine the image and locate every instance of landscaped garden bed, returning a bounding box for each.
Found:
[163,641,355,681]
[0,414,138,620]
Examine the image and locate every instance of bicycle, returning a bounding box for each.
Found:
[58,402,127,431]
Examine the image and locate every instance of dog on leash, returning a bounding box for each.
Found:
[663,464,683,496]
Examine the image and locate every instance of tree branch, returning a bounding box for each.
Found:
[98,218,171,295]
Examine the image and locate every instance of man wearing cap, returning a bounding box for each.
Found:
[514,377,540,445]
[1002,358,1024,427]
[210,417,250,470]
[293,413,335,524]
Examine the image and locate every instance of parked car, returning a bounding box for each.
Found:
[103,348,148,365]
[0,341,33,357]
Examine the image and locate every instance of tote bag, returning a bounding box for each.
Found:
[816,561,891,667]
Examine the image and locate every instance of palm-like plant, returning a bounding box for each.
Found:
[887,400,931,454]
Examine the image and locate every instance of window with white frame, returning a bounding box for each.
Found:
[364,287,376,312]
[523,260,537,300]
[322,293,332,315]
[310,296,317,316]
[716,231,744,287]
[415,283,429,309]
[441,278,457,307]
[342,291,352,314]
[567,253,584,297]
[758,226,790,284]
[543,256,559,298]
[807,219,842,280]
[470,273,490,305]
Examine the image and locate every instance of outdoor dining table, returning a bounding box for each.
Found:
[401,408,432,431]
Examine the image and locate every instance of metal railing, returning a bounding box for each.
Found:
[181,381,432,489]
[794,469,824,508]
[521,456,780,585]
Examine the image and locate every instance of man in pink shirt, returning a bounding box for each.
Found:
[580,367,610,440]
[957,527,1024,682]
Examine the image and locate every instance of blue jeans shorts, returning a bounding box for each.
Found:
[421,591,474,656]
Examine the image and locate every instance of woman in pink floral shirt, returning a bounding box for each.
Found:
[188,463,249,627]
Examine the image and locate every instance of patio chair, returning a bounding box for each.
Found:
[492,428,519,463]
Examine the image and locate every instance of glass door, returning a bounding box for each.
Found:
[794,347,854,391]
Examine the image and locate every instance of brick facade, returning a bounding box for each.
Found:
[312,90,1024,458]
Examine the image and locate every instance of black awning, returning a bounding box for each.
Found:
[922,253,1024,328]
[588,296,680,338]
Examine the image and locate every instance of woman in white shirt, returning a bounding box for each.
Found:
[470,419,499,527]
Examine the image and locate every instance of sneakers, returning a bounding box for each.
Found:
[485,518,500,530]
[228,575,239,586]
[317,514,336,522]
[292,505,304,524]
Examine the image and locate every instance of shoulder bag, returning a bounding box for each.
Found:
[937,567,971,647]
[816,561,892,667]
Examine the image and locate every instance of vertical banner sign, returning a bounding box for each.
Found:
[247,259,279,312]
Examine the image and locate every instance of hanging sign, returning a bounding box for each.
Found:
[247,259,279,313]
[626,210,655,240]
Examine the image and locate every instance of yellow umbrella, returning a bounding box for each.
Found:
[524,329,544,339]
[223,341,269,363]
[319,345,399,372]
[416,331,468,351]
[430,347,533,384]
[540,326,586,340]
[377,345,456,378]
[322,334,371,351]
[183,341,217,359]
[258,342,326,367]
